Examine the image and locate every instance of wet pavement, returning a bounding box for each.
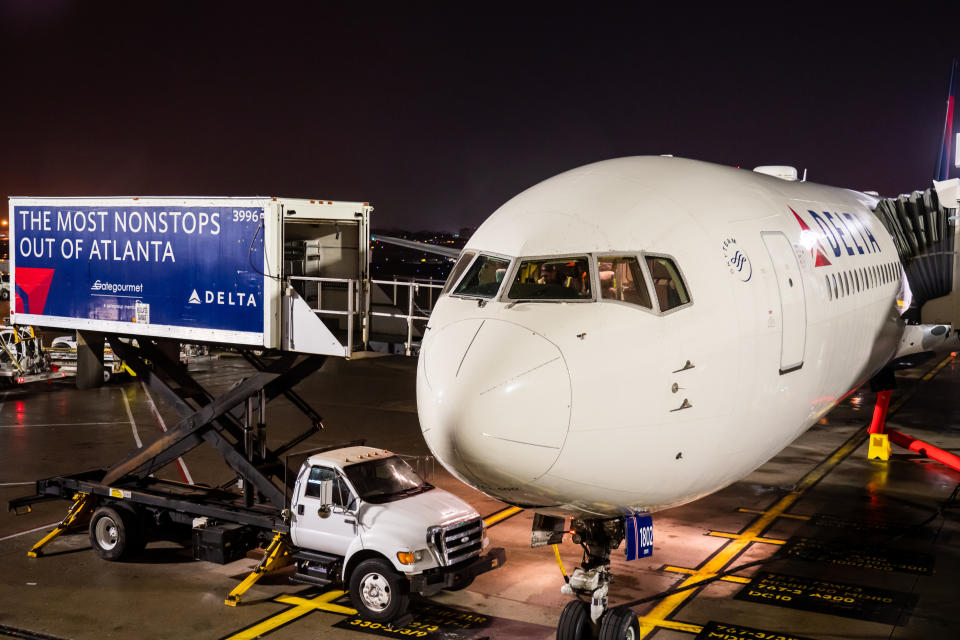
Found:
[1,351,959,639]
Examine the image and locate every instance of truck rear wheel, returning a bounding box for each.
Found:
[349,558,409,622]
[89,505,143,561]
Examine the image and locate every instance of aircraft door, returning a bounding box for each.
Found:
[761,232,806,374]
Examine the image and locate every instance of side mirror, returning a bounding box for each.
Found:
[317,479,333,518]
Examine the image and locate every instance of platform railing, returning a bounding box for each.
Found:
[371,278,444,355]
[286,275,444,356]
[286,275,361,354]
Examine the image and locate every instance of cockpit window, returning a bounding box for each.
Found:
[441,251,476,295]
[452,254,511,298]
[645,256,690,311]
[598,256,652,308]
[507,257,592,300]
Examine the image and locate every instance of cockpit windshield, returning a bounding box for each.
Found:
[507,257,592,300]
[452,254,511,298]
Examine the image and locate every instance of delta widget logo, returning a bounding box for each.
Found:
[14,268,55,315]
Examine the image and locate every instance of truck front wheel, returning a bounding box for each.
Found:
[349,558,409,622]
[89,505,142,561]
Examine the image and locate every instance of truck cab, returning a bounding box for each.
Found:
[289,446,504,621]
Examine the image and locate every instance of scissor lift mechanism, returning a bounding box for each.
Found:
[10,334,328,603]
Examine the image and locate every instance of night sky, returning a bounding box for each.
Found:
[2,2,959,231]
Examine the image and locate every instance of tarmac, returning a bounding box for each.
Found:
[1,347,959,640]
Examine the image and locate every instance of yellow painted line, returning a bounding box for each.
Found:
[662,565,751,584]
[634,617,703,634]
[483,505,523,527]
[921,354,954,381]
[636,353,954,638]
[223,590,355,640]
[707,531,786,545]
[737,507,810,520]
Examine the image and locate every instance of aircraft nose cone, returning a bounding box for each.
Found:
[417,319,571,493]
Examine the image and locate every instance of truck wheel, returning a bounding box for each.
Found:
[444,572,475,591]
[598,607,639,640]
[103,368,112,383]
[89,505,142,561]
[557,600,593,640]
[349,558,409,622]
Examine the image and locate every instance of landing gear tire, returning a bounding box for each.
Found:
[103,368,112,383]
[557,599,593,640]
[598,607,640,640]
[349,558,410,622]
[89,505,143,561]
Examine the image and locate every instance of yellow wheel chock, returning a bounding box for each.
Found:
[28,493,94,558]
[225,531,293,606]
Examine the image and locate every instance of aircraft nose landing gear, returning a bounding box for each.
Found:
[553,517,640,640]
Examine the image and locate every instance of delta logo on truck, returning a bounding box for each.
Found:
[188,289,258,307]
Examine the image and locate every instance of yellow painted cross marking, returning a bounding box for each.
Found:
[662,565,751,584]
[223,590,355,640]
[633,617,703,634]
[634,354,954,638]
[707,531,786,545]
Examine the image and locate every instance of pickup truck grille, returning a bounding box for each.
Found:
[430,517,483,566]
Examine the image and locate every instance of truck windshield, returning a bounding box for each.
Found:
[343,456,433,504]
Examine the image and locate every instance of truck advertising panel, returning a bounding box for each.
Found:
[10,198,272,345]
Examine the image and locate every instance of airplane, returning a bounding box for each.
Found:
[413,154,960,639]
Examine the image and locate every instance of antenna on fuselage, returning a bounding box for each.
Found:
[801,168,808,182]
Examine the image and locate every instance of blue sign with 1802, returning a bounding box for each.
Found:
[13,204,265,335]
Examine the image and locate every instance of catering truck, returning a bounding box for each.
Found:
[13,442,504,621]
[8,196,374,358]
[7,195,503,621]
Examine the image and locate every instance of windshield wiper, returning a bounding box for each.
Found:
[505,299,562,309]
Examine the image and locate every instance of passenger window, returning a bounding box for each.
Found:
[645,256,690,311]
[831,273,838,299]
[507,257,592,300]
[598,256,652,308]
[305,466,352,507]
[825,276,832,300]
[453,254,511,298]
[441,251,476,295]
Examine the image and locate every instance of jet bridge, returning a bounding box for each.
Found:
[873,179,960,325]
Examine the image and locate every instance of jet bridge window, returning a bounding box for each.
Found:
[507,257,593,300]
[598,256,652,308]
[645,256,690,311]
[452,254,511,298]
[441,251,476,295]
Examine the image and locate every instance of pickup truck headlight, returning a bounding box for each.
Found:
[397,549,425,565]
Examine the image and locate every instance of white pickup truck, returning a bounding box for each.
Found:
[286,445,505,620]
[16,444,505,624]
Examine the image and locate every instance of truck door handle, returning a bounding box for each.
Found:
[297,505,304,515]
[345,518,355,525]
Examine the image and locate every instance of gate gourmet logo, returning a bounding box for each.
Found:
[91,280,144,295]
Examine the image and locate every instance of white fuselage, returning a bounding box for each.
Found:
[417,157,904,518]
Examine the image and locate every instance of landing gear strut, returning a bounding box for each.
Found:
[554,517,640,640]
